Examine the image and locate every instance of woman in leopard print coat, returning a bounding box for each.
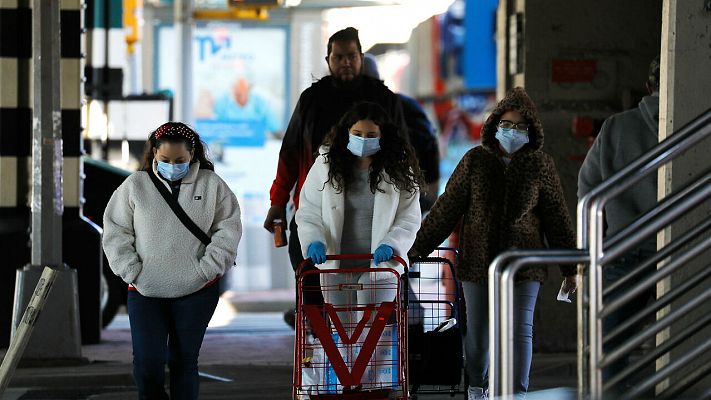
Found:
[410,87,576,399]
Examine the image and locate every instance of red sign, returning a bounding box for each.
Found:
[552,60,597,83]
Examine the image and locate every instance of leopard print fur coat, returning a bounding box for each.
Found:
[411,87,576,283]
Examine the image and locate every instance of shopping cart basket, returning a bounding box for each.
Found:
[408,247,465,398]
[293,254,409,400]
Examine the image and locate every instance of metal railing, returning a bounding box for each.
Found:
[488,107,711,399]
[488,249,588,398]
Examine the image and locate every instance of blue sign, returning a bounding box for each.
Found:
[195,119,266,147]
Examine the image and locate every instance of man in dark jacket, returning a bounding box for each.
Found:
[577,56,660,392]
[263,27,405,327]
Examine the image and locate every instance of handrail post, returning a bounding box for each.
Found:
[589,198,605,399]
[500,267,517,399]
[491,250,589,398]
[577,199,590,400]
[488,253,515,398]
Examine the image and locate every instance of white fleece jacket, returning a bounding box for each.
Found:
[103,161,242,298]
[295,151,421,275]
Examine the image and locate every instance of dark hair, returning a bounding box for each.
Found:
[322,102,423,195]
[139,122,214,171]
[327,27,362,57]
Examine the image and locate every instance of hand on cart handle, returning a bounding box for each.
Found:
[373,244,394,265]
[306,241,327,264]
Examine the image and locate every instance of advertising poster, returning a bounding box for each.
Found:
[192,24,287,148]
[191,24,290,290]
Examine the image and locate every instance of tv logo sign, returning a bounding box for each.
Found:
[195,35,232,62]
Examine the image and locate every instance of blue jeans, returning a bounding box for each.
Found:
[127,284,219,400]
[462,280,540,396]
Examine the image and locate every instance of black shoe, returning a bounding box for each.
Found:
[283,307,296,330]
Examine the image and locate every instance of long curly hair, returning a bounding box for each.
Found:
[139,122,214,171]
[322,101,423,195]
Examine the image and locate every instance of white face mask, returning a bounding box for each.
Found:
[347,134,381,157]
[495,127,529,154]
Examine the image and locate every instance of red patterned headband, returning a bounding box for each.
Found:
[153,123,196,147]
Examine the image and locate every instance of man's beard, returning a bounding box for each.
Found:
[330,70,363,90]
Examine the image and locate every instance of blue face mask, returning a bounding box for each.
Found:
[157,161,190,181]
[347,134,381,157]
[495,127,529,154]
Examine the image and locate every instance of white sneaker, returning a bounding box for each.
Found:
[467,386,487,400]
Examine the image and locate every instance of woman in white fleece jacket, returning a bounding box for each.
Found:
[296,102,422,336]
[103,122,241,400]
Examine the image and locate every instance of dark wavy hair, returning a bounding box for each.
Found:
[322,101,423,195]
[327,27,361,57]
[139,122,214,171]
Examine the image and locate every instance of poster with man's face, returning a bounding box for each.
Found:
[193,24,287,149]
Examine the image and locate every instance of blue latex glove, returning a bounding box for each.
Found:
[307,241,327,265]
[373,244,394,265]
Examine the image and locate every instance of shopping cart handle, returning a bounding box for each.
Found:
[296,254,408,275]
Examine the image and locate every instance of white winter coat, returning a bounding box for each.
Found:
[103,161,242,298]
[295,151,421,275]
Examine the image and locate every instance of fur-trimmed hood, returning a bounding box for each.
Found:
[481,87,544,154]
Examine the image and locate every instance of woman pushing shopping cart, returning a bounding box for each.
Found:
[291,102,423,399]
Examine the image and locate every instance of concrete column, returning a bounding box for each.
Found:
[1,0,92,350]
[656,0,711,395]
[173,0,193,123]
[10,0,83,362]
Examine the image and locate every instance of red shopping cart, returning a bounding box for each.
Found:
[293,254,409,400]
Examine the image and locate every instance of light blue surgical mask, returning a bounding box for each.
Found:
[495,127,529,154]
[157,161,190,181]
[347,134,381,157]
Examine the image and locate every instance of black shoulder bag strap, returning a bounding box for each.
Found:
[147,169,211,246]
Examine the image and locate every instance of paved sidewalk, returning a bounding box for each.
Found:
[1,297,576,399]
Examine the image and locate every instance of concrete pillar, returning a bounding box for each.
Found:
[85,0,125,100]
[10,0,84,362]
[1,0,97,351]
[173,0,192,123]
[85,0,125,160]
[656,0,711,395]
